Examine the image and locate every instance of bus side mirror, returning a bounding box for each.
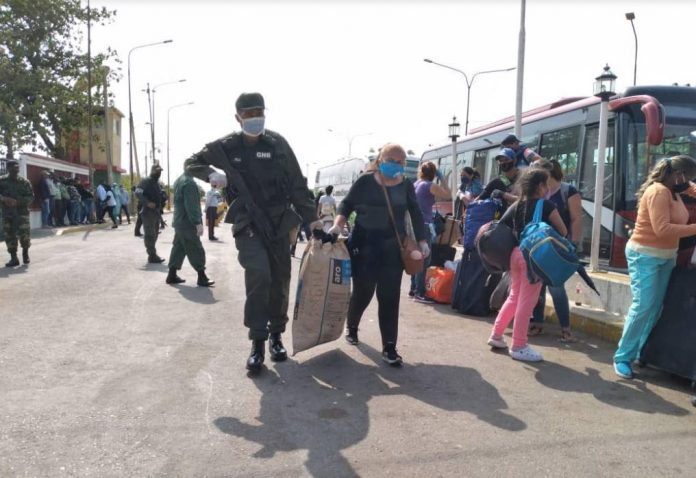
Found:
[609,94,665,146]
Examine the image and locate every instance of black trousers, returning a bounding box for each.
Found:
[118,205,130,224]
[134,209,142,234]
[346,238,404,347]
[206,207,217,239]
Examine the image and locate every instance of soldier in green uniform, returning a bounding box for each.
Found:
[166,171,214,287]
[136,164,166,263]
[184,92,322,374]
[0,160,34,267]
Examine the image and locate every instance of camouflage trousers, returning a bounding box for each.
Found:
[3,214,31,253]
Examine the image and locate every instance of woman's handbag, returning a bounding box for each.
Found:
[378,175,424,275]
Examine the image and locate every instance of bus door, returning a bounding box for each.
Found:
[578,120,615,265]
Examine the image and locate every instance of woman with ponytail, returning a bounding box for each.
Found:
[614,155,696,379]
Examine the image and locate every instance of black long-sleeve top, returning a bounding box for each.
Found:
[339,173,427,242]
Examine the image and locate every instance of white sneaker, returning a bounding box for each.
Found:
[509,345,543,362]
[487,336,508,349]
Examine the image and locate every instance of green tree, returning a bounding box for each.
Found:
[0,0,118,159]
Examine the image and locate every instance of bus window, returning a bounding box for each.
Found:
[473,150,488,182]
[438,155,453,187]
[580,123,614,207]
[539,125,582,186]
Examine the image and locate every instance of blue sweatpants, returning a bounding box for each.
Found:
[614,246,675,364]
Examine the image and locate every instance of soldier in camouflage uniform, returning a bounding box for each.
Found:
[0,160,34,267]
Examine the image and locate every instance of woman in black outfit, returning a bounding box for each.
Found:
[329,144,429,366]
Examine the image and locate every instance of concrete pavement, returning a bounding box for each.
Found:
[1,222,695,477]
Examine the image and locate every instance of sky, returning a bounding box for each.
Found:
[86,0,696,187]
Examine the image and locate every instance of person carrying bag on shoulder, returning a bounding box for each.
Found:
[486,168,567,362]
[328,144,428,366]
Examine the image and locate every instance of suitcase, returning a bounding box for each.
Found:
[430,243,456,268]
[451,248,497,316]
[640,267,696,382]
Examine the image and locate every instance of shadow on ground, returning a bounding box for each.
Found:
[0,264,28,278]
[214,343,524,477]
[528,361,689,416]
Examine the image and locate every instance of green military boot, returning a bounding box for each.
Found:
[22,248,30,264]
[5,252,19,267]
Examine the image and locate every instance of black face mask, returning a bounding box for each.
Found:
[672,182,690,193]
[151,172,162,180]
[500,162,514,173]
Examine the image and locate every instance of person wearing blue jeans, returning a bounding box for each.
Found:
[531,284,572,340]
[527,159,583,342]
[613,155,696,379]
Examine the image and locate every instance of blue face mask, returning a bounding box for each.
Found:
[379,161,404,178]
[460,176,470,185]
[241,117,265,137]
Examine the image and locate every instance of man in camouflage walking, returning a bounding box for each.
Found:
[0,160,34,267]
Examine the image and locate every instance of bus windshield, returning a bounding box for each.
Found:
[623,117,696,210]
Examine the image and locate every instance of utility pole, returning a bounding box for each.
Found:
[87,0,94,186]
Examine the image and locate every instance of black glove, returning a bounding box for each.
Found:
[490,189,504,200]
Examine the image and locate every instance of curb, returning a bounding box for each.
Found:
[541,303,624,344]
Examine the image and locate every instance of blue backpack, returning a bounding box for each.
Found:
[463,199,502,249]
[518,199,578,287]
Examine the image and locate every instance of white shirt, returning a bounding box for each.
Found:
[205,189,221,208]
[318,194,336,217]
[105,190,116,207]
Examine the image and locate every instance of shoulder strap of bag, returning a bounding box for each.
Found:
[532,198,544,224]
[378,173,404,246]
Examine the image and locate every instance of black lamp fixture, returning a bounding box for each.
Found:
[593,64,617,100]
[449,116,460,142]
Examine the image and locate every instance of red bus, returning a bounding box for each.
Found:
[420,85,696,270]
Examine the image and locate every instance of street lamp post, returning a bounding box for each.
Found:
[424,59,515,135]
[167,102,194,210]
[151,79,186,163]
[328,129,373,157]
[625,12,638,86]
[448,117,460,214]
[127,39,172,198]
[589,64,617,272]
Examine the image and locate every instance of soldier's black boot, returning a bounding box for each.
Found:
[246,340,265,373]
[197,270,215,287]
[269,333,288,362]
[22,248,30,265]
[166,268,185,285]
[5,253,19,267]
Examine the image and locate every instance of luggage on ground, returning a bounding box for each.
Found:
[640,267,696,381]
[519,200,579,287]
[434,215,462,246]
[476,220,517,274]
[430,243,456,268]
[489,272,511,311]
[292,238,352,355]
[425,266,455,304]
[463,199,502,249]
[451,249,497,316]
